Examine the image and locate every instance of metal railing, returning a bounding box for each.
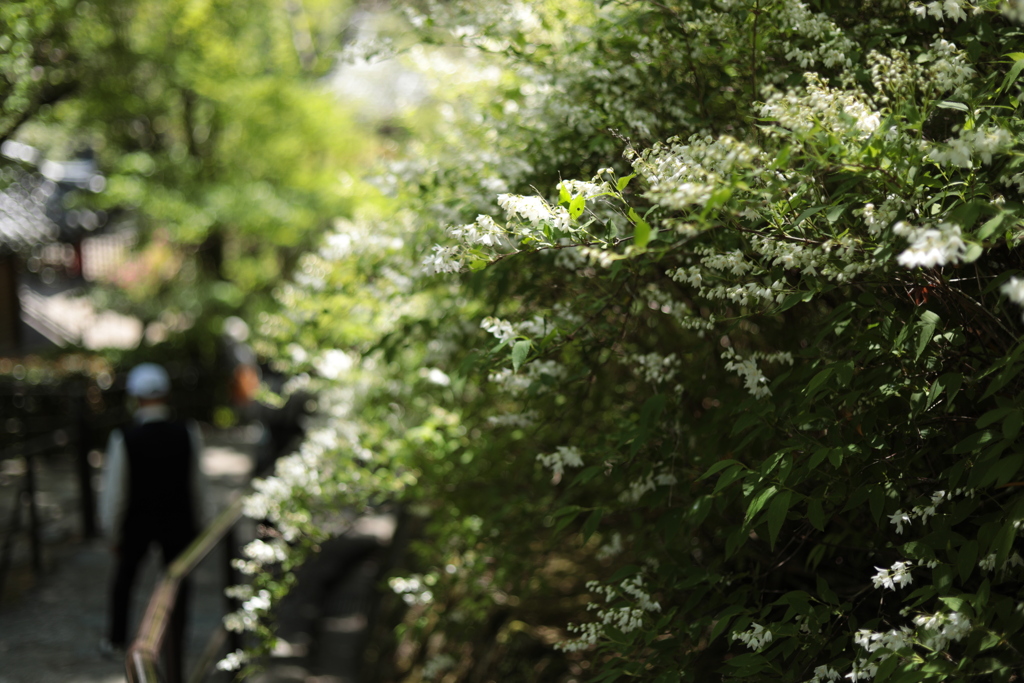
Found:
[126,495,246,683]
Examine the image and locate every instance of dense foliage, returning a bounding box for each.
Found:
[225,0,1024,681]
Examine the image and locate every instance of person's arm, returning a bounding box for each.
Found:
[99,429,127,549]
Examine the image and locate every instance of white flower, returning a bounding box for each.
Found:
[537,445,584,477]
[314,350,354,380]
[481,316,517,344]
[913,611,972,650]
[733,622,773,651]
[216,649,249,671]
[896,222,966,269]
[808,665,841,683]
[497,193,554,225]
[1001,276,1024,309]
[942,0,967,21]
[423,244,464,274]
[889,509,911,534]
[871,560,914,590]
[242,538,288,565]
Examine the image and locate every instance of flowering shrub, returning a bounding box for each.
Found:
[238,0,1024,681]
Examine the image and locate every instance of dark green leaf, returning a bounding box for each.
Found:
[916,310,941,360]
[744,486,777,527]
[766,490,792,550]
[511,340,531,372]
[582,508,603,543]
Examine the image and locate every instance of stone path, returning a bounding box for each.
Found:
[0,426,261,683]
[0,425,398,683]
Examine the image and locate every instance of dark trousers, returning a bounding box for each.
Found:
[109,523,194,647]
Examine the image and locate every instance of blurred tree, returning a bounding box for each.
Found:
[3,0,374,354]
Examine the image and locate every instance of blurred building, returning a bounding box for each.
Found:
[0,141,142,354]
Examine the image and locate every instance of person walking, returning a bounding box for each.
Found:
[98,362,207,676]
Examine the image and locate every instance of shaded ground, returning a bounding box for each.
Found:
[0,425,398,683]
[0,426,261,683]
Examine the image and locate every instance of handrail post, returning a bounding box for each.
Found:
[224,522,241,654]
[126,496,246,683]
[75,383,97,539]
[25,451,42,575]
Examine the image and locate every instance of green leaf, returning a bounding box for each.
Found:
[569,194,586,220]
[977,212,1006,240]
[714,464,749,493]
[511,340,531,372]
[950,429,998,454]
[989,453,1024,488]
[959,539,978,583]
[808,498,827,531]
[765,490,793,550]
[962,242,984,263]
[582,508,603,543]
[553,506,582,533]
[805,367,833,396]
[629,207,653,249]
[937,100,969,112]
[816,576,839,605]
[709,605,745,642]
[558,182,572,205]
[700,459,744,480]
[993,518,1018,569]
[916,310,941,360]
[744,485,777,527]
[825,204,847,223]
[616,173,636,191]
[1003,409,1024,441]
[869,486,885,523]
[999,55,1024,94]
[874,654,900,682]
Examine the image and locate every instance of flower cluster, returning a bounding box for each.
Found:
[489,360,566,394]
[978,551,1024,573]
[215,649,250,672]
[855,197,901,236]
[889,488,974,534]
[536,445,584,477]
[913,611,972,651]
[910,0,969,22]
[637,134,768,210]
[854,626,914,656]
[722,348,794,399]
[481,316,517,344]
[923,37,976,97]
[497,193,571,231]
[448,214,509,248]
[775,0,856,69]
[1001,276,1024,320]
[618,468,678,503]
[241,538,288,566]
[894,221,966,269]
[928,125,1013,168]
[807,665,841,683]
[732,622,773,651]
[629,352,681,386]
[558,576,662,652]
[222,589,272,633]
[389,574,435,606]
[871,560,914,590]
[760,75,880,141]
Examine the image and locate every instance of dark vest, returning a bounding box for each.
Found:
[122,419,196,534]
